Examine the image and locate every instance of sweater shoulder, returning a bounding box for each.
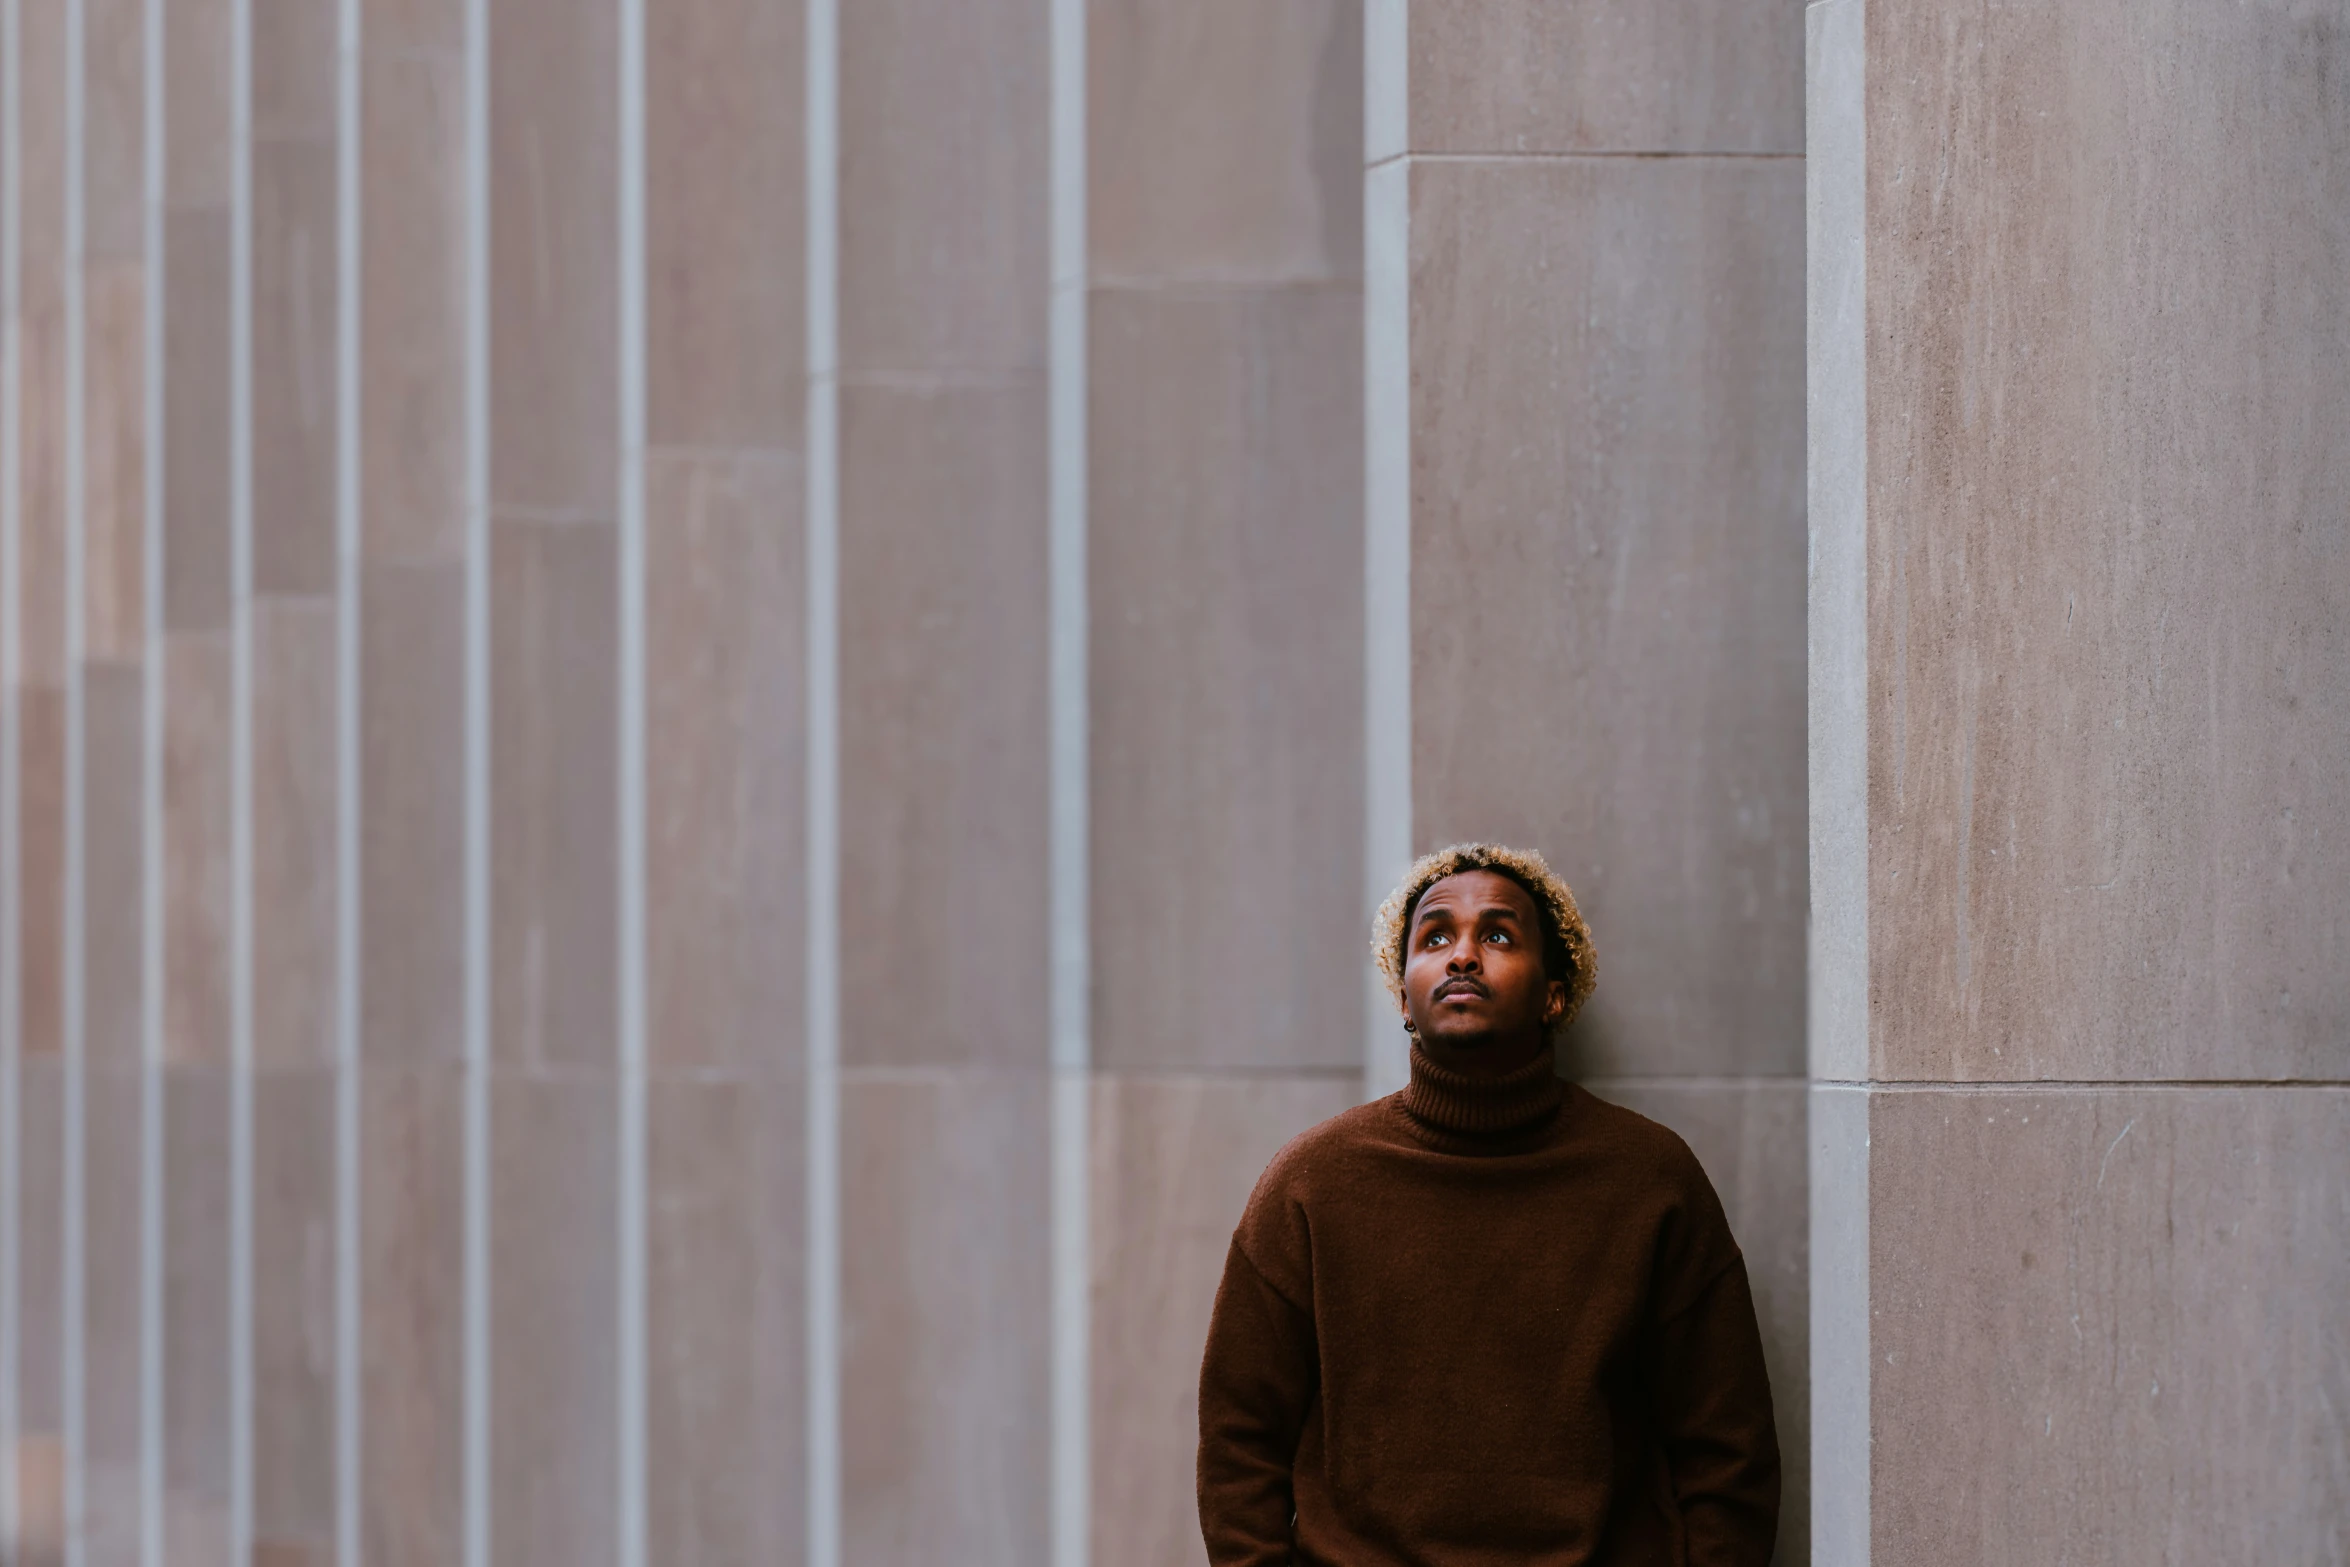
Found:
[1242,1097,1397,1212]
[1569,1087,1714,1189]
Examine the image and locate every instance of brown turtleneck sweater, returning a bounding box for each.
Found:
[1197,1044,1780,1566]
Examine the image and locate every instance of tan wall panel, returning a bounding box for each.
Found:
[164,634,232,1066]
[646,1077,805,1567]
[18,688,64,1059]
[252,1070,337,1554]
[84,0,147,260]
[83,666,144,1069]
[1409,158,1806,1080]
[1087,288,1362,1073]
[163,209,232,633]
[360,45,467,564]
[646,452,802,1074]
[84,1071,147,1567]
[838,384,1048,1070]
[1087,0,1360,287]
[1870,1087,2349,1561]
[1407,0,1803,156]
[489,519,617,1071]
[359,563,466,1065]
[1086,1073,1358,1567]
[252,134,339,596]
[359,1066,467,1564]
[163,1067,233,1563]
[841,1071,1049,1567]
[488,0,617,520]
[489,1074,620,1567]
[1863,0,2350,1083]
[20,293,66,688]
[838,0,1046,374]
[164,0,233,207]
[644,0,805,447]
[254,601,338,1068]
[15,1062,64,1433]
[83,266,146,663]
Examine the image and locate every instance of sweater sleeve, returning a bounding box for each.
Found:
[1197,1238,1317,1567]
[1653,1254,1782,1566]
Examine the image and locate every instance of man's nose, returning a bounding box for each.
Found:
[1447,943,1479,971]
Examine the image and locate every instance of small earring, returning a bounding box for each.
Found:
[1401,1018,1417,1035]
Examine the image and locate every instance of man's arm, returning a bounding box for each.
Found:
[1654,1255,1782,1566]
[1197,1238,1317,1567]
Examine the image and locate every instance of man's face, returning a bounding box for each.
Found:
[1401,869,1567,1055]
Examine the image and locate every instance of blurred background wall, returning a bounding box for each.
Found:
[5,0,2336,1565]
[0,0,1812,1561]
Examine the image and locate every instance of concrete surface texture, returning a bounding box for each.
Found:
[1809,0,2350,1561]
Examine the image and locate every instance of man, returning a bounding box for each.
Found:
[1197,843,1780,1565]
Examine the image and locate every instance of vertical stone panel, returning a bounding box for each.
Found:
[163,635,232,1066]
[1086,1074,1356,1567]
[836,384,1047,1070]
[1086,289,1362,1073]
[643,454,800,1077]
[837,0,1046,375]
[1868,1089,2350,1563]
[161,208,232,633]
[82,1070,145,1567]
[487,0,616,520]
[488,520,617,1072]
[1406,0,1803,156]
[1085,0,1360,286]
[162,1068,232,1566]
[358,39,465,564]
[82,266,145,665]
[250,134,337,596]
[1408,158,1807,1081]
[81,668,143,1070]
[645,1078,803,1567]
[18,690,64,1061]
[643,0,803,450]
[488,1075,619,1567]
[357,1066,465,1565]
[253,601,336,1069]
[840,1073,1049,1567]
[1862,0,2350,1084]
[1812,0,2350,1557]
[251,1070,336,1558]
[15,1061,65,1556]
[357,566,464,1069]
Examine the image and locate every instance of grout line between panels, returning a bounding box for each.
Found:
[1046,0,1089,1561]
[137,0,165,1554]
[331,0,363,1554]
[61,0,88,1556]
[802,1,841,1564]
[0,0,17,1522]
[228,0,258,1554]
[615,0,649,1558]
[461,0,493,1554]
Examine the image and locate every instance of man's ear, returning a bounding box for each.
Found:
[1543,980,1568,1025]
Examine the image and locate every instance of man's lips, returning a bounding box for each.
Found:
[1435,980,1488,1002]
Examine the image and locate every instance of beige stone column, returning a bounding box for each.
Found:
[1807,0,2350,1559]
[158,0,235,1556]
[354,0,470,1552]
[8,0,74,1556]
[1082,5,1366,1564]
[1366,1,1811,1558]
[641,0,806,1559]
[76,0,148,1557]
[831,2,1052,1561]
[247,0,338,1555]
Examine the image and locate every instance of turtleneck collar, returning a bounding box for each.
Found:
[1398,1038,1566,1144]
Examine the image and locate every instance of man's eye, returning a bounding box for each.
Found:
[1488,931,1511,944]
[1424,932,1448,948]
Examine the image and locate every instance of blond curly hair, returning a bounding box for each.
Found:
[1371,843,1598,1039]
